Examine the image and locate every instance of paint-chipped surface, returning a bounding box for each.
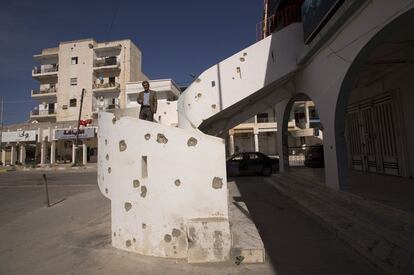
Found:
[124,202,132,211]
[187,137,198,147]
[126,240,132,247]
[133,179,140,188]
[140,186,147,198]
[213,231,224,259]
[98,111,228,260]
[212,177,223,189]
[187,218,231,263]
[164,234,172,243]
[144,133,151,140]
[105,154,109,160]
[156,133,168,144]
[119,140,127,152]
[172,229,181,237]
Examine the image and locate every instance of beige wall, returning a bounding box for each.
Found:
[33,38,145,122]
[57,39,95,121]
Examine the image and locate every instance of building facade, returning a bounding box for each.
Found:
[1,38,156,166]
[31,38,146,123]
[227,101,322,159]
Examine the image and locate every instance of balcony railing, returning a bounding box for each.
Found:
[31,87,57,96]
[256,5,303,41]
[31,109,57,116]
[93,82,120,90]
[32,66,59,75]
[93,57,119,68]
[93,103,120,113]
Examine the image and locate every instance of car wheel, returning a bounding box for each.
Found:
[262,166,272,176]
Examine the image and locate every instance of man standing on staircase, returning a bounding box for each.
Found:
[137,80,157,122]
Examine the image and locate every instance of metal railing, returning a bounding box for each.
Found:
[92,103,120,112]
[32,66,58,74]
[288,146,306,166]
[93,57,119,68]
[32,87,57,95]
[256,5,302,41]
[288,145,323,167]
[93,82,120,90]
[31,109,57,116]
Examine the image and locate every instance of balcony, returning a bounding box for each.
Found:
[94,43,122,53]
[92,103,120,114]
[93,57,120,72]
[32,66,58,80]
[30,109,57,118]
[92,82,120,93]
[256,5,302,41]
[31,87,57,98]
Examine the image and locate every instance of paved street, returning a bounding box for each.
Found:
[0,170,97,225]
[0,171,382,274]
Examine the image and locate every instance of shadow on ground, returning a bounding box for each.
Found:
[230,175,383,275]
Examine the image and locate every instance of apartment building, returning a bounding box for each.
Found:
[31,38,146,122]
[1,38,151,166]
[227,101,322,158]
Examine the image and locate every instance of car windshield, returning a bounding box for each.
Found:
[228,154,243,161]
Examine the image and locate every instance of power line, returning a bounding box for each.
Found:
[105,0,122,40]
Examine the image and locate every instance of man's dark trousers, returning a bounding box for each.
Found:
[139,106,154,121]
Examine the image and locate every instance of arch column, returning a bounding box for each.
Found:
[10,144,16,165]
[228,130,235,156]
[40,142,46,165]
[19,144,26,165]
[82,143,87,165]
[310,78,348,191]
[253,127,259,152]
[50,141,56,165]
[72,143,76,165]
[1,148,6,165]
[275,99,290,173]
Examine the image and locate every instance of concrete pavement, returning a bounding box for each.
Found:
[0,171,382,274]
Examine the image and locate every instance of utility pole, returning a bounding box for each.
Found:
[74,89,85,166]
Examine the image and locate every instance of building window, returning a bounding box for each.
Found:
[257,113,269,123]
[69,98,77,107]
[71,57,78,65]
[109,76,115,85]
[70,78,77,86]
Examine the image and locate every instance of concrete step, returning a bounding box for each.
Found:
[229,201,265,264]
[267,175,414,274]
[227,184,265,265]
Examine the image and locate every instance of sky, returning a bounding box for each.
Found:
[0,0,263,125]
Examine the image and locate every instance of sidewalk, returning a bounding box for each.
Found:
[268,169,414,274]
[13,162,98,172]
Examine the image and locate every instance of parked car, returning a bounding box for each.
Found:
[226,152,279,177]
[304,145,324,168]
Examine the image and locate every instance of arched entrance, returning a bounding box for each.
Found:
[336,7,414,212]
[278,93,325,183]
